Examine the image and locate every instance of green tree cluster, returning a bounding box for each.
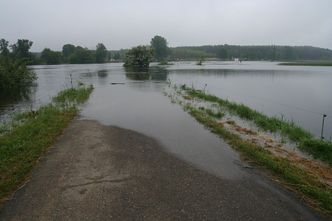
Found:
[150,35,169,62]
[0,39,36,98]
[41,48,62,65]
[124,46,153,69]
[95,43,108,63]
[38,43,110,65]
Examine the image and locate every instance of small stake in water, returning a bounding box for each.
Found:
[321,114,327,140]
[203,84,207,93]
[70,73,73,88]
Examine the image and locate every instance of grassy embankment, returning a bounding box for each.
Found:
[181,86,332,165]
[0,85,93,202]
[176,85,332,213]
[279,61,332,66]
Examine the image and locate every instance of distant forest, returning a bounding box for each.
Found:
[31,44,332,65]
[168,45,332,61]
[112,45,332,62]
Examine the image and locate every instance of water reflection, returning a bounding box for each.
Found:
[0,84,36,118]
[97,70,108,78]
[125,66,168,81]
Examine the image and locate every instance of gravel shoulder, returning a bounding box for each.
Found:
[0,120,329,220]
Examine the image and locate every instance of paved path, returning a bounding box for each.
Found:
[0,120,329,220]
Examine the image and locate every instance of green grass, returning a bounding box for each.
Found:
[183,104,332,214]
[199,106,224,119]
[279,61,332,66]
[53,85,94,104]
[0,85,93,202]
[179,85,332,165]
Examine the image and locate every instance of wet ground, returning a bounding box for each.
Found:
[0,120,328,221]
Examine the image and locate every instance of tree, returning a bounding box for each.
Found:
[41,48,62,64]
[124,46,153,69]
[0,39,10,57]
[217,48,228,60]
[0,39,36,97]
[95,43,108,63]
[68,46,95,64]
[150,35,169,62]
[10,39,33,63]
[62,44,76,61]
[113,52,121,61]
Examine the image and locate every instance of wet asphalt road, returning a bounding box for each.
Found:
[0,120,329,220]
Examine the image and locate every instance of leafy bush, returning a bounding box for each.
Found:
[124,46,153,69]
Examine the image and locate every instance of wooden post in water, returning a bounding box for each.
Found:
[70,74,73,88]
[321,114,327,140]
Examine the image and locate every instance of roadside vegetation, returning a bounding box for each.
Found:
[179,85,332,165]
[0,85,93,203]
[169,85,332,213]
[183,104,332,213]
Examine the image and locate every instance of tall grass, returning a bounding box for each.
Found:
[0,85,93,202]
[180,85,332,165]
[53,85,94,104]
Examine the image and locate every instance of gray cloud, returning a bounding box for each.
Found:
[1,0,331,51]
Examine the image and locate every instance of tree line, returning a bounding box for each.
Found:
[38,43,109,65]
[169,45,332,61]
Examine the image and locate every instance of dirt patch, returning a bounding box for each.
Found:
[221,119,332,187]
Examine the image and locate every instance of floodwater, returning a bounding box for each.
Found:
[0,61,332,174]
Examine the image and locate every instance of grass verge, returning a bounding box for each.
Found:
[184,104,332,214]
[0,85,93,202]
[179,85,332,165]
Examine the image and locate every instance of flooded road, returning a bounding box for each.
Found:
[0,120,327,220]
[1,62,331,220]
[1,61,331,138]
[1,61,332,175]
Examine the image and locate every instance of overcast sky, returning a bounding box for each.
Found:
[1,0,331,51]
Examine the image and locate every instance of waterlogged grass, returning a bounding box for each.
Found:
[180,85,332,165]
[199,106,224,119]
[184,104,332,213]
[53,85,94,104]
[299,140,332,165]
[0,85,93,201]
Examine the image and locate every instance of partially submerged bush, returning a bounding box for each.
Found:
[124,46,153,69]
